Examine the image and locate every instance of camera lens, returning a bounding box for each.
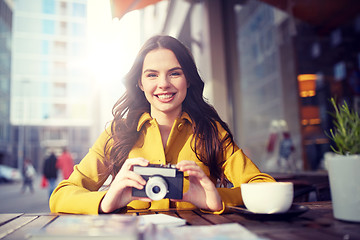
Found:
[145,176,168,200]
[152,186,161,194]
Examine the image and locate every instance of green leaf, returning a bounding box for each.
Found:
[327,98,360,155]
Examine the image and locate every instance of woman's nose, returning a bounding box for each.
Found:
[158,75,170,88]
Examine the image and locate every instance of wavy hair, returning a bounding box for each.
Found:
[105,35,234,182]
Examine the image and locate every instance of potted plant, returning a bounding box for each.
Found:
[326,98,360,222]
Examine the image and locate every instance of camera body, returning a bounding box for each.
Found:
[132,164,183,201]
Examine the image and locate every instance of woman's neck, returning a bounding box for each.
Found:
[150,108,182,128]
[151,109,182,148]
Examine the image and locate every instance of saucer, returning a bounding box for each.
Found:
[228,204,309,221]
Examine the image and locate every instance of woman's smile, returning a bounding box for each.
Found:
[156,93,176,101]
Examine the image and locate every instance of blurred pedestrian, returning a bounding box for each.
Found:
[278,131,296,172]
[21,158,35,194]
[56,148,74,180]
[43,152,58,198]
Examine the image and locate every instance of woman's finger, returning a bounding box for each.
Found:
[122,158,149,171]
[176,160,196,167]
[126,170,147,185]
[120,178,145,190]
[113,170,147,188]
[180,169,202,178]
[178,165,205,178]
[177,161,200,171]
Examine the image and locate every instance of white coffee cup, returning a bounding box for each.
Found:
[241,182,294,214]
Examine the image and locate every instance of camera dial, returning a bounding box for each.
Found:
[145,176,168,200]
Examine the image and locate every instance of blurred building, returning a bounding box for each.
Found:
[10,0,92,171]
[113,0,360,171]
[0,0,13,166]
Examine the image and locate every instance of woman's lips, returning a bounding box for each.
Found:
[156,93,175,102]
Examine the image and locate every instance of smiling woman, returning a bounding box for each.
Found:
[49,35,275,215]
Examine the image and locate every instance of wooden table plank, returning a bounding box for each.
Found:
[0,216,37,239]
[176,210,213,225]
[293,229,344,240]
[3,215,57,240]
[196,212,234,225]
[157,211,180,218]
[221,213,264,227]
[0,214,23,226]
[265,232,315,240]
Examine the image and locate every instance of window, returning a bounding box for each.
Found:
[0,99,7,116]
[53,104,67,118]
[53,62,67,75]
[0,76,9,91]
[42,0,55,14]
[41,82,50,97]
[71,23,85,37]
[42,61,50,75]
[60,2,67,16]
[43,128,67,140]
[72,3,86,17]
[42,40,50,54]
[54,41,67,55]
[53,82,66,97]
[42,102,50,119]
[60,21,67,35]
[42,20,55,34]
[0,124,5,140]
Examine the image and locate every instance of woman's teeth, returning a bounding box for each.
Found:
[157,94,174,99]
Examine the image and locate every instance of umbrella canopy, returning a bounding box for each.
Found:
[110,0,165,19]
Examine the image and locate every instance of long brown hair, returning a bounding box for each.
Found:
[105,35,234,181]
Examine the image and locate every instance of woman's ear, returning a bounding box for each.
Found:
[138,80,144,91]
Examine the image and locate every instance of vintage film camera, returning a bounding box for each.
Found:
[132,164,184,201]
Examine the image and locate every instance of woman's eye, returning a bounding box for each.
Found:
[147,73,157,78]
[170,72,181,77]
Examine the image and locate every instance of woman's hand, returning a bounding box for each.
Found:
[176,160,223,212]
[99,158,150,213]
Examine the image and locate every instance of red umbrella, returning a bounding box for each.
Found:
[110,0,165,19]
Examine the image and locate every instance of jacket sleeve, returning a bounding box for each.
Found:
[49,129,112,214]
[218,148,276,207]
[213,125,276,214]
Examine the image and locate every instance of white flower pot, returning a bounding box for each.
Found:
[326,154,360,222]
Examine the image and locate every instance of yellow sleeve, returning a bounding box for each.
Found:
[210,124,276,214]
[218,149,275,209]
[49,129,112,214]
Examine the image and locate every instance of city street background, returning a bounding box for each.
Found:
[0,177,50,213]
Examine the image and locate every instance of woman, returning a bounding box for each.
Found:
[49,35,275,214]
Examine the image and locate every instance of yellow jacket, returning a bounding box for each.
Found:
[50,112,275,214]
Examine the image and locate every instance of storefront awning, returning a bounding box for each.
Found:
[110,0,165,19]
[260,0,360,33]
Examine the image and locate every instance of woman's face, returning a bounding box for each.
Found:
[139,48,188,118]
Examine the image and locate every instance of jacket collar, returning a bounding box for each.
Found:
[137,112,192,131]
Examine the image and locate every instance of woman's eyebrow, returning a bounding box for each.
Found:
[169,67,183,71]
[143,67,183,74]
[143,69,158,74]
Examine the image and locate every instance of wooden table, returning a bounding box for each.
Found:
[0,201,359,240]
